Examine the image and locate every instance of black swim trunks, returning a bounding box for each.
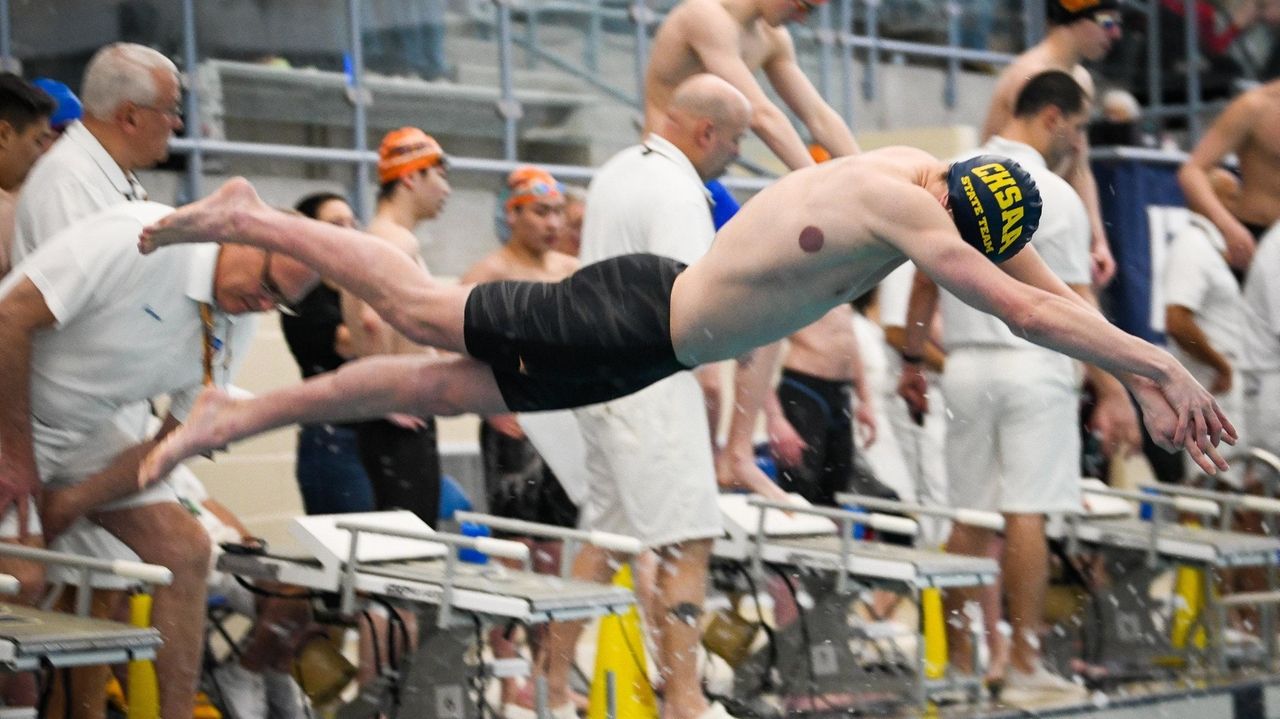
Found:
[463,253,694,412]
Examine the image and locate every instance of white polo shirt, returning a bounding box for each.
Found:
[0,202,257,477]
[572,133,720,546]
[1242,225,1280,372]
[578,133,714,266]
[1163,213,1246,386]
[940,136,1092,350]
[13,121,146,264]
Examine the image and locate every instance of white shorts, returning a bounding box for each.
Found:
[575,372,721,548]
[0,422,182,541]
[1245,369,1280,456]
[942,347,1082,515]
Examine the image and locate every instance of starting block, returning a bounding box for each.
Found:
[219,511,637,719]
[1054,477,1280,678]
[711,494,1002,709]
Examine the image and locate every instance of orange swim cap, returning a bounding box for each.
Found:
[504,165,563,212]
[378,127,445,184]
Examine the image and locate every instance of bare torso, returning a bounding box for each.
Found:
[354,215,432,356]
[783,305,858,380]
[985,47,1093,175]
[462,244,578,284]
[643,0,780,132]
[670,147,935,364]
[1232,86,1280,227]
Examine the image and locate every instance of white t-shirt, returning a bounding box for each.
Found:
[940,136,1092,350]
[1162,213,1246,386]
[0,202,258,475]
[13,121,145,264]
[1242,225,1280,372]
[578,133,714,266]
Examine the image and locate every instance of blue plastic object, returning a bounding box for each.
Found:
[459,521,491,564]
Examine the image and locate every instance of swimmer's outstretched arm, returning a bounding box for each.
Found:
[139,178,472,353]
[877,185,1233,472]
[141,354,510,484]
[919,239,1234,473]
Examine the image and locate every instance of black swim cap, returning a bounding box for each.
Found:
[1047,0,1119,25]
[947,155,1042,263]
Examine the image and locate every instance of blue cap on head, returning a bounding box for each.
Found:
[946,155,1042,263]
[32,78,81,130]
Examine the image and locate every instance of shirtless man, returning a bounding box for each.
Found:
[347,127,451,526]
[461,166,577,718]
[135,148,1235,492]
[984,0,1123,285]
[645,0,858,170]
[760,305,877,504]
[1178,79,1280,272]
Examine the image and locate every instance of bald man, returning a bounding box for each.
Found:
[645,0,858,171]
[536,74,750,719]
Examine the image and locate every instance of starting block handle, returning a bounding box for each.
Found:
[1171,496,1221,518]
[1085,486,1219,517]
[452,512,643,555]
[863,513,919,537]
[0,543,173,587]
[472,537,531,562]
[587,531,644,555]
[953,509,1005,532]
[111,561,175,587]
[1241,495,1280,515]
[837,493,1004,531]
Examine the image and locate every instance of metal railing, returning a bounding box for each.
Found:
[0,0,1234,212]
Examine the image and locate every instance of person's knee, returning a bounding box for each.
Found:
[119,507,213,580]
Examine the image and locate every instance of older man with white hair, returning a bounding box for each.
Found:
[6,41,199,718]
[14,42,181,256]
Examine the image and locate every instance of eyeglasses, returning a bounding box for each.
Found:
[134,101,183,120]
[1092,11,1121,31]
[790,0,820,15]
[260,251,298,316]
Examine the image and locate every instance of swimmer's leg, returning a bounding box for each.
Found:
[141,355,507,483]
[141,178,472,352]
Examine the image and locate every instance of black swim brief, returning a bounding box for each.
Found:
[463,253,694,412]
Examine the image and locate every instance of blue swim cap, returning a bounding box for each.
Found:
[946,155,1042,263]
[32,78,81,130]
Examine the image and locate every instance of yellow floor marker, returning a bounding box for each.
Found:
[127,591,160,719]
[588,565,658,719]
[921,587,948,679]
[1170,564,1208,649]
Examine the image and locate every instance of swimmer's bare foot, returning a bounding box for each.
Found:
[138,177,267,254]
[139,387,238,484]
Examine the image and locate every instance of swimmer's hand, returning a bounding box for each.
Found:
[1129,373,1236,474]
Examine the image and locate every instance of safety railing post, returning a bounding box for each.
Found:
[181,0,203,202]
[347,0,372,223]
